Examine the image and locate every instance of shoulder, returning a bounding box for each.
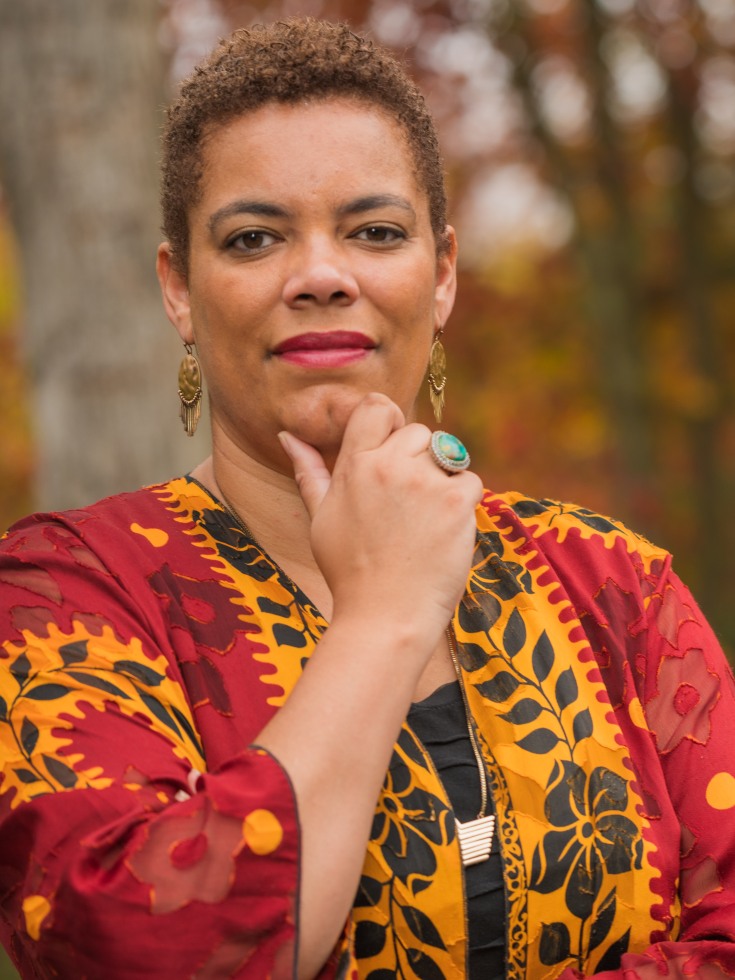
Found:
[479,488,666,557]
[0,477,233,659]
[476,488,671,598]
[0,478,225,632]
[1,476,215,560]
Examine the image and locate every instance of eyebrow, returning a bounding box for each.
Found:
[208,200,293,232]
[337,194,416,219]
[207,194,416,232]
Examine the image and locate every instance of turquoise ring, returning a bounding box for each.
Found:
[430,431,471,473]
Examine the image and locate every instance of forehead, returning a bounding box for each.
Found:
[194,98,426,217]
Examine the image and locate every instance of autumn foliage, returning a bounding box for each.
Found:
[2,0,734,657]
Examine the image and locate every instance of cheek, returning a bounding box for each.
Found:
[397,269,440,327]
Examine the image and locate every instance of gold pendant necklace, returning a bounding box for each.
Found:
[446,626,496,867]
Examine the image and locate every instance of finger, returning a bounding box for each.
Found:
[382,422,432,459]
[464,470,485,506]
[278,431,331,519]
[337,393,405,462]
[386,425,478,482]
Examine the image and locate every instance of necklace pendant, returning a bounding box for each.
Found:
[456,815,495,867]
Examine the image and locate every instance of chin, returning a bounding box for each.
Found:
[284,385,376,455]
[289,396,355,449]
[281,383,419,459]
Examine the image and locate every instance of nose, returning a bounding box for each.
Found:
[282,238,359,307]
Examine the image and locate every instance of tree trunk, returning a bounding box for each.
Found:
[0,0,205,512]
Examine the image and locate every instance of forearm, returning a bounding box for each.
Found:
[256,614,436,979]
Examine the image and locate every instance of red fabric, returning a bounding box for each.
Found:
[0,482,734,978]
[534,528,735,979]
[0,488,304,979]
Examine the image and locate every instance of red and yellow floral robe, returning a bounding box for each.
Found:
[0,477,734,978]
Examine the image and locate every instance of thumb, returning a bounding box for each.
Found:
[278,431,331,519]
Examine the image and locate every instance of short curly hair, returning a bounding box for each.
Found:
[161,18,448,275]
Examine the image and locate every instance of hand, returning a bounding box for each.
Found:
[279,392,483,647]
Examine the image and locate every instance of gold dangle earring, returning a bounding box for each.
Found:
[177,342,202,437]
[427,328,447,424]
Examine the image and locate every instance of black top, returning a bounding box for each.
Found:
[408,681,505,979]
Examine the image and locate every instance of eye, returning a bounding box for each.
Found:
[226,229,280,253]
[353,225,406,245]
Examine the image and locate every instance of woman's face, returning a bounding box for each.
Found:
[158,98,457,471]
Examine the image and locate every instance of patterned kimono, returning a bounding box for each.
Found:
[0,477,733,979]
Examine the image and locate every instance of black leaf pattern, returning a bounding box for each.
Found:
[555,667,578,711]
[566,851,603,919]
[20,716,39,755]
[405,948,445,980]
[140,693,182,738]
[589,888,617,953]
[113,660,166,686]
[515,729,560,754]
[511,499,548,518]
[354,921,387,959]
[572,509,618,534]
[455,641,489,672]
[10,652,31,686]
[595,927,631,973]
[256,596,292,617]
[59,640,89,666]
[354,876,384,908]
[42,754,77,788]
[170,704,203,754]
[498,698,544,725]
[14,768,40,783]
[402,905,446,950]
[475,671,521,703]
[539,921,571,965]
[531,632,554,683]
[66,671,131,700]
[573,708,593,742]
[503,608,526,657]
[24,684,69,701]
[272,623,308,648]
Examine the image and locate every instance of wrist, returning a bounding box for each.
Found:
[324,611,439,677]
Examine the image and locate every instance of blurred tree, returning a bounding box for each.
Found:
[0,0,202,514]
[0,0,730,643]
[484,0,735,648]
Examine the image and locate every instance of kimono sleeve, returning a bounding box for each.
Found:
[0,514,317,979]
[564,557,735,978]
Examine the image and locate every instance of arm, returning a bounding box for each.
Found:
[0,522,302,979]
[259,395,484,977]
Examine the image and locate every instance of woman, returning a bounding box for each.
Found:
[0,18,733,980]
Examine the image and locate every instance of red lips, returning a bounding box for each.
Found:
[272,331,375,354]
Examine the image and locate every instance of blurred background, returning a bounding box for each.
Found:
[0,0,734,967]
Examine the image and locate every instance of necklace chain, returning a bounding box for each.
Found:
[446,625,496,866]
[219,490,252,538]
[446,625,488,819]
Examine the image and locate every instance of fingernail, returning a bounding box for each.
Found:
[277,431,294,456]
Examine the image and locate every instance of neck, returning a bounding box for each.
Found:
[191,422,318,582]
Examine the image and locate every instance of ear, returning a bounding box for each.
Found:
[157,242,194,344]
[434,226,458,331]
